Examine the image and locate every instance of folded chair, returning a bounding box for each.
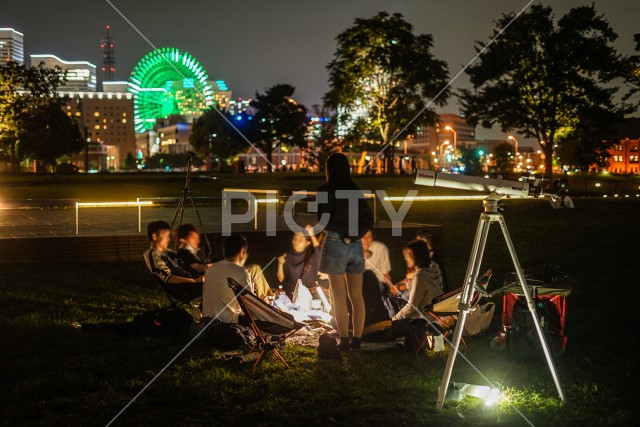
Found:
[424,269,493,349]
[228,277,306,368]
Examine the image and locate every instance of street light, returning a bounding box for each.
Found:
[439,140,451,168]
[444,125,457,152]
[507,135,519,155]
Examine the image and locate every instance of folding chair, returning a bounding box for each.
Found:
[153,276,202,310]
[424,269,493,349]
[228,277,306,368]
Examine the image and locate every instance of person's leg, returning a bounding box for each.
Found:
[329,273,350,348]
[346,273,365,340]
[246,263,273,300]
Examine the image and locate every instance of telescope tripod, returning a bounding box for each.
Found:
[170,154,212,255]
[436,193,565,409]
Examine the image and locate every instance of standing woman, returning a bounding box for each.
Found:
[317,153,374,350]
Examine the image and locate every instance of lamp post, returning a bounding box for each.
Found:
[439,140,451,169]
[507,135,519,154]
[444,125,457,152]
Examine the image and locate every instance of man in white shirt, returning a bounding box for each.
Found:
[361,230,395,295]
[202,235,253,323]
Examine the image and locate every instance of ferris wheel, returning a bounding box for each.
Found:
[128,47,214,133]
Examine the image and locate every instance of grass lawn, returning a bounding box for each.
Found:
[1,197,639,426]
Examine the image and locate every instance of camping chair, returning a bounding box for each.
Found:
[228,277,306,368]
[423,269,493,350]
[156,277,202,308]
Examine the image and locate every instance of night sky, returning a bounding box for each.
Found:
[3,0,639,142]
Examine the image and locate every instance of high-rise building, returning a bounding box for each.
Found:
[30,54,97,92]
[0,28,24,64]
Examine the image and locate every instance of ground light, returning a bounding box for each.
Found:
[445,382,504,407]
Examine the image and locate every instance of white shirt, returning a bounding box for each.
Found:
[202,260,253,323]
[365,240,391,283]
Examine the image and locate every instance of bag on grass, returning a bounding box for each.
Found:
[404,319,431,353]
[463,302,495,336]
[318,333,340,359]
[202,319,256,351]
[132,307,194,338]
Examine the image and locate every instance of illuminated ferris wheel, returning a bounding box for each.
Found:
[128,47,214,133]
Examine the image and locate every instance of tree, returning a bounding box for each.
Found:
[249,84,308,172]
[458,145,483,175]
[555,105,620,172]
[493,142,515,173]
[189,107,247,169]
[460,4,630,177]
[20,103,83,171]
[623,33,640,108]
[305,104,342,171]
[0,60,73,171]
[325,11,449,173]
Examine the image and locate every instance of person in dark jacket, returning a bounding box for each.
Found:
[416,228,449,293]
[317,153,374,350]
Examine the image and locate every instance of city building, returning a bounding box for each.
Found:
[30,54,97,92]
[61,88,135,171]
[608,139,639,174]
[0,28,24,64]
[157,122,193,155]
[604,119,640,174]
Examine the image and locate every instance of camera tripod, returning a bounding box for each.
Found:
[436,192,565,409]
[170,153,212,256]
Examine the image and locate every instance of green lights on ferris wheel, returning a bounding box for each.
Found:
[128,47,214,133]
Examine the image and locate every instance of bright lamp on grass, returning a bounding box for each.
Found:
[445,382,503,407]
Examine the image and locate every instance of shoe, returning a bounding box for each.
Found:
[350,337,361,350]
[338,338,351,352]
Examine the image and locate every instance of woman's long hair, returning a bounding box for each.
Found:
[325,153,358,190]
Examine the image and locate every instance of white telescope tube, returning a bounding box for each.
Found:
[413,169,531,198]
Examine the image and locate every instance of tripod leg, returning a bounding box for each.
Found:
[436,215,492,409]
[497,215,565,401]
[188,194,212,256]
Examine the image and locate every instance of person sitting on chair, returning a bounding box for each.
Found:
[143,220,204,301]
[392,240,443,321]
[202,235,253,323]
[176,223,214,276]
[416,228,449,293]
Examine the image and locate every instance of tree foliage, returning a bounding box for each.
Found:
[493,142,515,174]
[460,4,630,177]
[249,84,308,171]
[623,33,640,108]
[0,61,79,171]
[189,107,247,168]
[325,11,449,173]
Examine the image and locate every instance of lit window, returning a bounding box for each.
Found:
[75,112,81,117]
[122,119,127,123]
[67,112,72,116]
[94,125,100,130]
[94,112,100,117]
[103,125,107,130]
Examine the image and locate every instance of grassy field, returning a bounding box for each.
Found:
[1,197,639,426]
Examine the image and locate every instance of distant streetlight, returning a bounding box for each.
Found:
[439,140,451,168]
[507,135,519,154]
[444,125,457,152]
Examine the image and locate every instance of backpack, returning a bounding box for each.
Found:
[203,319,256,351]
[509,298,558,360]
[318,333,340,359]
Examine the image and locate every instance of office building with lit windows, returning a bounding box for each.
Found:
[61,85,136,171]
[30,54,97,92]
[0,28,24,64]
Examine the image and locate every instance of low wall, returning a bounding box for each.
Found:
[0,225,442,266]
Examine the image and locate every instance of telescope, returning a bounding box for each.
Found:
[412,169,564,200]
[413,168,568,409]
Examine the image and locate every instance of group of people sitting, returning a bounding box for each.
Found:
[142,218,449,346]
